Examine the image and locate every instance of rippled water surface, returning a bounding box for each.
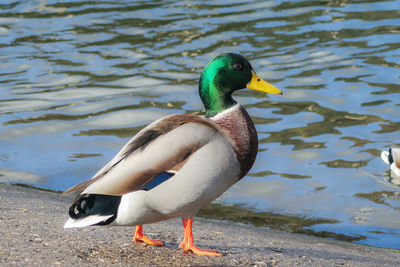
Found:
[1,0,399,248]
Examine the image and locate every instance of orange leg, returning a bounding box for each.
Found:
[133,225,164,246]
[178,218,223,256]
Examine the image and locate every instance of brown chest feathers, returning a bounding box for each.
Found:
[211,104,258,178]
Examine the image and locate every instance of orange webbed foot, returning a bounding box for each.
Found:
[133,225,164,246]
[180,243,222,256]
[179,218,223,257]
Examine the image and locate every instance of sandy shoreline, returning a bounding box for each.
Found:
[0,183,399,266]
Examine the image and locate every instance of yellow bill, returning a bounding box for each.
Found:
[246,70,282,95]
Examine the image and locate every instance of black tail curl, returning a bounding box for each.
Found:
[388,148,394,164]
[69,194,122,225]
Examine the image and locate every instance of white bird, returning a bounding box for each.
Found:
[381,145,400,184]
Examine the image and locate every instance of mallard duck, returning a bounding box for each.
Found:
[63,53,282,256]
[381,145,400,181]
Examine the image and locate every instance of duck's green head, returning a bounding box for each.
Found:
[199,53,282,117]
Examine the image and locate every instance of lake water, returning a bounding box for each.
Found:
[0,0,399,249]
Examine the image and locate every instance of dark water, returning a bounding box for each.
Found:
[1,0,399,249]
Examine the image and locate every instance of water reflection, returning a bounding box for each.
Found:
[198,203,367,243]
[356,191,400,209]
[0,0,399,248]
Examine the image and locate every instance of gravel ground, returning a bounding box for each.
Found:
[0,184,399,266]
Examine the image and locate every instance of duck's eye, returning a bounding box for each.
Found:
[232,63,243,70]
